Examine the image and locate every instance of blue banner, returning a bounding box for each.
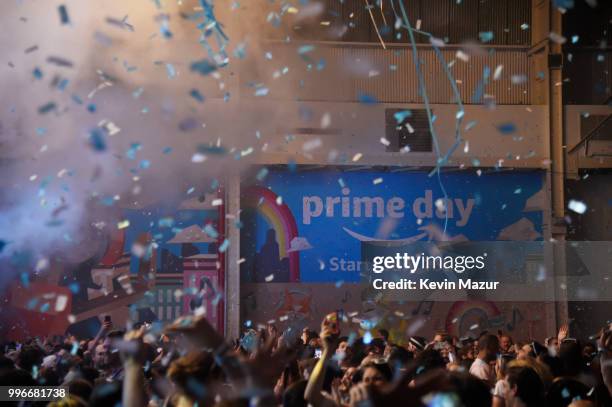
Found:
[240,169,545,283]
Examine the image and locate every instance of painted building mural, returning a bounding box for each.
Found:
[240,168,549,341]
[1,193,224,340]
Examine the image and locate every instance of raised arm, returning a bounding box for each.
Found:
[304,314,339,407]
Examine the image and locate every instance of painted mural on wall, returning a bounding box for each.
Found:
[240,168,548,340]
[1,194,222,340]
[241,169,545,283]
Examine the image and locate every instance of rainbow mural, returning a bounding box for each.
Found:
[242,186,300,282]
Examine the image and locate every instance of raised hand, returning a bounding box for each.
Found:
[599,327,612,397]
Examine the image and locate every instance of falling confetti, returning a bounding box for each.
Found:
[568,200,587,214]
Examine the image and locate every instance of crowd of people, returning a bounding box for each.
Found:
[1,312,611,407]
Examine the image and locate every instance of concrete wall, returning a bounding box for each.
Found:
[566,172,612,340]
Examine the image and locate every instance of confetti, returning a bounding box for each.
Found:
[357,93,378,105]
[117,220,130,229]
[47,56,74,68]
[493,65,503,81]
[190,59,217,75]
[479,31,494,42]
[190,89,205,103]
[219,239,230,252]
[394,110,411,123]
[568,200,587,214]
[549,32,567,44]
[58,5,70,25]
[38,102,57,115]
[256,167,269,181]
[497,123,517,134]
[166,63,177,79]
[88,128,107,151]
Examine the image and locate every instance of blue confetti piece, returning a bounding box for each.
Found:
[36,127,47,136]
[256,167,268,181]
[163,147,173,154]
[479,31,494,43]
[26,298,38,310]
[233,43,246,59]
[203,224,219,239]
[197,145,226,155]
[71,94,83,105]
[190,59,217,75]
[298,45,315,55]
[160,21,173,38]
[267,11,281,27]
[87,103,97,113]
[497,122,517,134]
[158,217,174,228]
[363,331,373,344]
[71,342,79,355]
[140,159,151,169]
[38,102,57,114]
[69,282,80,293]
[316,58,326,70]
[40,303,50,312]
[58,5,70,25]
[561,387,570,398]
[21,272,30,288]
[88,128,107,152]
[219,238,230,252]
[288,160,296,172]
[99,196,115,206]
[358,92,378,105]
[126,143,141,159]
[394,110,412,123]
[57,78,69,91]
[554,0,574,9]
[190,89,205,103]
[33,67,43,79]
